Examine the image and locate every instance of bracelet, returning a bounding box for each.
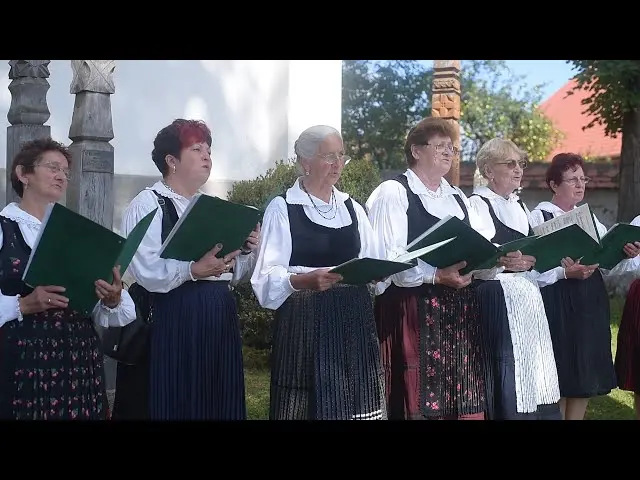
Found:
[188,261,197,282]
[432,268,438,285]
[16,295,23,322]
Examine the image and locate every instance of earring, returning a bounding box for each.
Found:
[305,171,309,176]
[172,165,176,173]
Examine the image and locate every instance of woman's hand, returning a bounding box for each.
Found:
[561,257,599,280]
[95,265,123,308]
[435,261,472,289]
[498,250,536,272]
[19,285,69,315]
[242,223,261,253]
[191,244,241,279]
[623,241,640,259]
[291,268,343,292]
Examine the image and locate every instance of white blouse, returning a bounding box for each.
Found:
[0,203,136,329]
[529,201,638,287]
[251,178,382,310]
[470,188,562,288]
[366,169,497,295]
[121,181,257,294]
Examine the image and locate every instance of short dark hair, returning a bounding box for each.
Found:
[545,153,585,193]
[404,117,458,167]
[151,119,212,176]
[11,138,72,198]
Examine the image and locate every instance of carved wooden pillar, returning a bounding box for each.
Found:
[6,60,51,205]
[66,60,115,228]
[431,60,461,186]
[66,60,116,400]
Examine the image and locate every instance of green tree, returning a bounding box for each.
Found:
[567,60,640,222]
[459,60,563,162]
[342,60,562,170]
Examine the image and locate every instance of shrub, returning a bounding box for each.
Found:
[228,157,382,351]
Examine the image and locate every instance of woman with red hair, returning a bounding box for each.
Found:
[530,153,640,420]
[113,119,260,420]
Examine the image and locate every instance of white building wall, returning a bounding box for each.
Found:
[0,59,343,198]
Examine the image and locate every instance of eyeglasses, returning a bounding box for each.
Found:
[495,159,527,170]
[38,162,72,180]
[562,176,591,186]
[317,152,351,165]
[425,143,460,157]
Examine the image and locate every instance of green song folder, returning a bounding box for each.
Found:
[22,203,156,315]
[519,223,600,273]
[405,215,539,275]
[329,238,455,285]
[159,193,263,262]
[581,223,640,269]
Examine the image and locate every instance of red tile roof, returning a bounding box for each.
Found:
[539,78,621,161]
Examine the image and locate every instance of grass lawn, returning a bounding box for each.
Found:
[243,296,637,420]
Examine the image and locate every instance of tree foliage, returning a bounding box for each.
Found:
[342,60,562,169]
[567,60,640,136]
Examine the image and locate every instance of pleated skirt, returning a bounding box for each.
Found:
[270,284,386,420]
[374,282,486,420]
[149,280,246,420]
[475,278,560,420]
[540,271,616,398]
[615,278,640,395]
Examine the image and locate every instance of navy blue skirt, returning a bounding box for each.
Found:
[149,280,246,420]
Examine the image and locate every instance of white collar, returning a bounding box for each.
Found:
[474,186,520,203]
[146,180,205,201]
[0,202,45,228]
[285,177,350,207]
[405,168,459,198]
[534,201,572,215]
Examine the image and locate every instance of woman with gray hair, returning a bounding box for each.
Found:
[468,137,561,420]
[251,125,386,420]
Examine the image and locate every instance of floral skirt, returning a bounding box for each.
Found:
[374,282,486,419]
[0,310,107,420]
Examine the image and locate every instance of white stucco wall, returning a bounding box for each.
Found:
[0,60,342,195]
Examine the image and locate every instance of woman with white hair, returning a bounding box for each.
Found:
[469,137,561,420]
[251,125,386,420]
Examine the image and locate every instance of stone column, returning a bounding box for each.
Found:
[431,60,461,186]
[5,60,51,205]
[66,60,116,228]
[66,60,117,402]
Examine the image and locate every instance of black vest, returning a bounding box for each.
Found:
[393,173,470,244]
[283,194,360,267]
[471,195,534,244]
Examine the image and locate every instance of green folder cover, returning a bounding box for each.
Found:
[22,203,157,315]
[581,223,640,269]
[159,193,263,261]
[329,238,455,285]
[406,215,538,275]
[519,223,600,273]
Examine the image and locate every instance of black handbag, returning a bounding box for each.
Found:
[100,191,178,365]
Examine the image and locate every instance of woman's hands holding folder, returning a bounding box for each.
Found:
[434,261,472,289]
[95,265,123,308]
[191,243,241,279]
[291,268,342,292]
[561,257,599,280]
[623,242,640,258]
[242,223,261,253]
[19,285,69,315]
[498,250,536,272]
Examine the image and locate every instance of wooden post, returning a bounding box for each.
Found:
[431,60,461,186]
[66,60,117,404]
[6,60,52,205]
[66,60,115,227]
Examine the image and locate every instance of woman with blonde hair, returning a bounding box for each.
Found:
[469,137,561,420]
